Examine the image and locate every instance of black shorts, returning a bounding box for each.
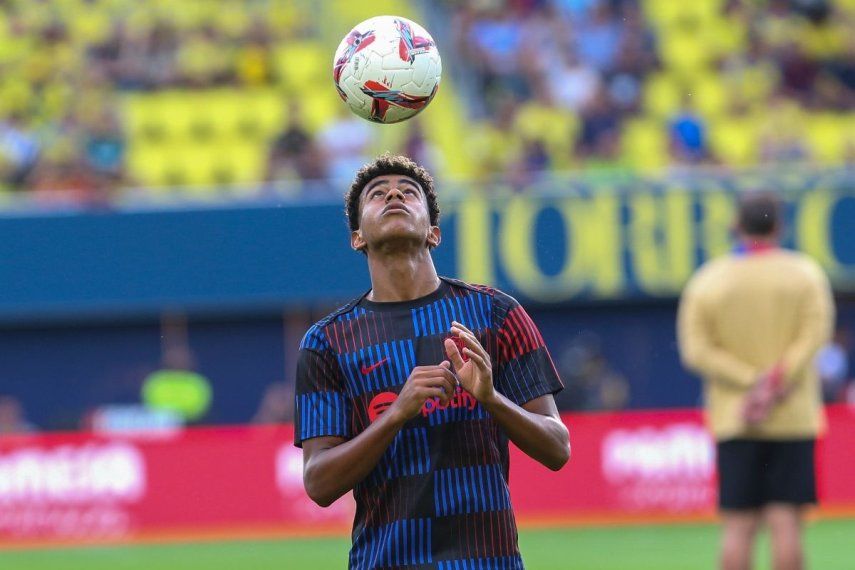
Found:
[717,439,817,510]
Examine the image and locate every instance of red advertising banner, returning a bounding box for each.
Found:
[510,406,855,523]
[1,406,853,547]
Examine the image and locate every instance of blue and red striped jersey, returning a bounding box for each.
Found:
[295,277,563,570]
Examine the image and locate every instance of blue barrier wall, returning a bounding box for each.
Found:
[1,178,853,322]
[6,300,854,430]
[2,174,854,428]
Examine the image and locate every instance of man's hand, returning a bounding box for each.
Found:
[742,364,785,425]
[444,321,495,404]
[388,363,458,422]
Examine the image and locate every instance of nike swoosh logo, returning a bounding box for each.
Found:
[361,357,388,375]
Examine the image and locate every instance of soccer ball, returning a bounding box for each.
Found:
[333,16,442,124]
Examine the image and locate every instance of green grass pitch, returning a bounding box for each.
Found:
[1,519,851,569]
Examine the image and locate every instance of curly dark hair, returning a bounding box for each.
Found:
[345,153,439,232]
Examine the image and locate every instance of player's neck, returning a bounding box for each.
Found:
[365,249,440,302]
[738,232,779,252]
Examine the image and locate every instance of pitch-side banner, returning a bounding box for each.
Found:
[1,406,853,546]
[1,174,853,321]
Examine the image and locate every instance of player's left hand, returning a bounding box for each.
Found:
[444,321,495,404]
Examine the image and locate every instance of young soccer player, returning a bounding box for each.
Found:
[295,154,570,569]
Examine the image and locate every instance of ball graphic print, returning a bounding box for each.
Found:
[333,16,441,124]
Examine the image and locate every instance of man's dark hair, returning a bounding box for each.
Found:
[345,153,439,232]
[737,192,781,236]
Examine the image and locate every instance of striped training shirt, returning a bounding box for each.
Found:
[295,277,563,569]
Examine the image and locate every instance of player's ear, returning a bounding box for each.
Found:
[427,225,441,249]
[351,229,367,253]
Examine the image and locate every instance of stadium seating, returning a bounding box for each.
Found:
[0,0,852,198]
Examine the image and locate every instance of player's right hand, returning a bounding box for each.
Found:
[389,362,458,421]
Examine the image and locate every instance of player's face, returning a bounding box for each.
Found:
[351,174,440,253]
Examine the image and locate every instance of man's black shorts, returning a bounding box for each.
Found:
[717,439,817,510]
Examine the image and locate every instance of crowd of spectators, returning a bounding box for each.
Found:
[0,0,312,203]
[0,0,852,204]
[452,0,853,179]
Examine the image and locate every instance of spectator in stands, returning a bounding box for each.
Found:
[576,85,620,159]
[778,41,821,104]
[816,327,852,403]
[547,48,601,112]
[826,33,855,100]
[553,0,599,21]
[518,3,565,88]
[84,109,125,180]
[608,3,656,115]
[0,115,40,188]
[574,2,623,72]
[759,95,809,163]
[402,120,444,176]
[0,396,36,434]
[462,5,530,105]
[177,27,232,88]
[468,94,522,181]
[318,106,372,186]
[555,332,629,412]
[669,99,709,164]
[235,20,274,87]
[267,102,327,185]
[508,138,551,190]
[29,155,107,206]
[0,0,851,199]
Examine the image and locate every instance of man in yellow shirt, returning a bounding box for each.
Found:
[678,193,834,570]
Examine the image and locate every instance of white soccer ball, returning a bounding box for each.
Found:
[333,15,442,124]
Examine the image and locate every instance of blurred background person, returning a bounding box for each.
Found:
[816,326,853,403]
[678,193,834,570]
[266,101,327,187]
[141,316,213,426]
[0,395,37,435]
[555,332,629,412]
[252,381,295,425]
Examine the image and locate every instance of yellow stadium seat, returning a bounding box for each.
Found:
[212,1,252,39]
[155,0,210,31]
[136,145,216,192]
[709,116,760,167]
[124,94,174,144]
[126,144,175,188]
[210,142,267,187]
[621,119,669,173]
[643,0,723,29]
[799,20,847,59]
[659,32,715,74]
[64,5,113,46]
[643,72,682,119]
[513,103,579,169]
[466,121,522,177]
[690,73,728,119]
[0,78,34,115]
[805,114,848,166]
[709,17,748,57]
[642,0,683,29]
[235,91,286,142]
[274,42,328,95]
[329,0,421,33]
[725,62,779,108]
[178,147,223,190]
